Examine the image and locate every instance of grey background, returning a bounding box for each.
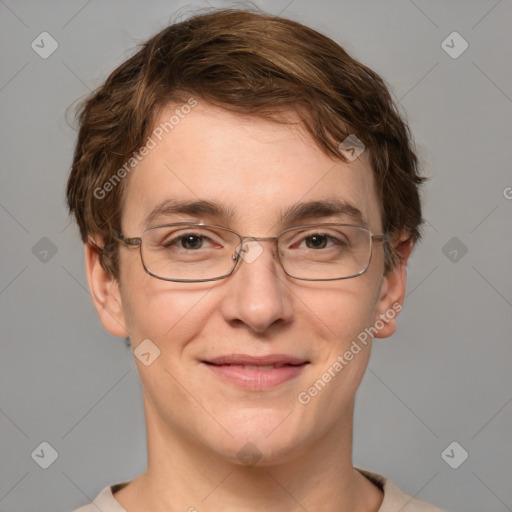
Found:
[0,1,511,511]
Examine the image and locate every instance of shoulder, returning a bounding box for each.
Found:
[71,482,130,512]
[355,467,446,512]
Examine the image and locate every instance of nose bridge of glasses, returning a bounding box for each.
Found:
[241,235,278,243]
[234,235,281,264]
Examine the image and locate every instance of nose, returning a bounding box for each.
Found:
[218,239,294,334]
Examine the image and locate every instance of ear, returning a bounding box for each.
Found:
[84,239,129,338]
[373,236,414,339]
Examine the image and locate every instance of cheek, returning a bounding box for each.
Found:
[298,278,381,342]
[291,282,382,433]
[124,287,206,342]
[119,252,221,352]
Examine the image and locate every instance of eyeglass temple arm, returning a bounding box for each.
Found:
[372,233,391,243]
[114,231,142,248]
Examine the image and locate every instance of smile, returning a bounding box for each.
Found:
[202,354,310,390]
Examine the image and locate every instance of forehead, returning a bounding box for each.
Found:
[121,102,382,234]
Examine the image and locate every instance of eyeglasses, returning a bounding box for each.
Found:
[113,222,390,282]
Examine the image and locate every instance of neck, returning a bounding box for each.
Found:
[114,400,383,512]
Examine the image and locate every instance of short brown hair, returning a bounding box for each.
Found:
[66,7,424,280]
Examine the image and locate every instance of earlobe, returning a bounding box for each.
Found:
[374,237,414,339]
[84,239,129,338]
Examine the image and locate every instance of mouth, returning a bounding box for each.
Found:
[202,354,310,390]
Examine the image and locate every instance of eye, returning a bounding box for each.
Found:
[163,233,215,250]
[301,234,332,249]
[283,227,354,256]
[177,234,204,250]
[293,232,348,250]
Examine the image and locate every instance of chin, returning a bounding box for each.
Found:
[202,409,312,467]
[218,436,307,469]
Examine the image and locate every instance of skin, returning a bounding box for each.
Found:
[85,101,412,512]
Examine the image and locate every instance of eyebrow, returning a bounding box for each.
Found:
[141,197,366,230]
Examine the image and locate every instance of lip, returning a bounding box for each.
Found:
[202,354,310,390]
[204,354,308,366]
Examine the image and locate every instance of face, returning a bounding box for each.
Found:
[86,101,409,467]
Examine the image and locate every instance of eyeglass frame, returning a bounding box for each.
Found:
[112,221,391,283]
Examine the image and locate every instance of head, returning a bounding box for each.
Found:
[66,8,424,466]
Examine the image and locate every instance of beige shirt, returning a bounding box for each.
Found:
[72,467,445,512]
